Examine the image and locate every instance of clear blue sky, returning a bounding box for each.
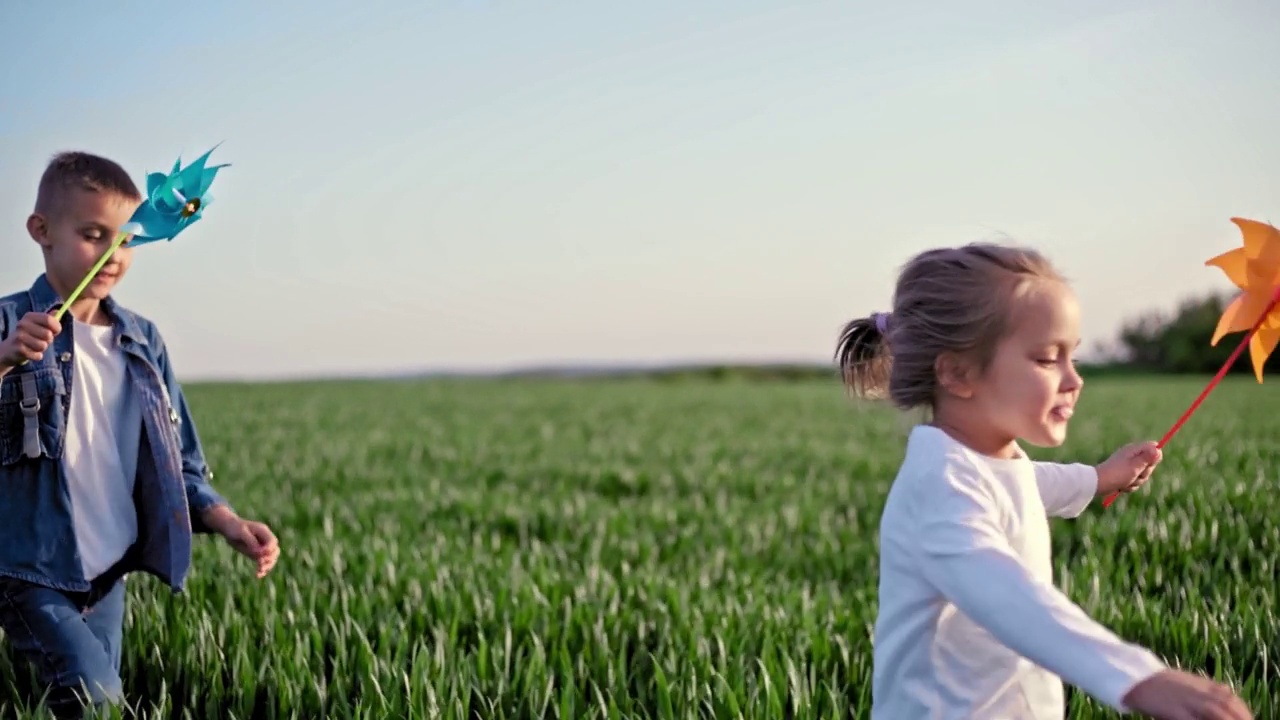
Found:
[3,0,1279,380]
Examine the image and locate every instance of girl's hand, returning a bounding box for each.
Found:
[1123,669,1252,719]
[1096,440,1163,498]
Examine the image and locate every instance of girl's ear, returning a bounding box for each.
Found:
[934,351,976,399]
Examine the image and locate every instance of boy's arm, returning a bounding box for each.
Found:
[0,302,15,381]
[153,331,233,534]
[914,463,1166,712]
[0,307,12,382]
[1031,461,1098,518]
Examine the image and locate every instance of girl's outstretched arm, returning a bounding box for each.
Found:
[1032,441,1163,518]
[1031,461,1097,518]
[912,460,1165,712]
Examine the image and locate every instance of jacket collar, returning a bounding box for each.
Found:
[27,273,148,348]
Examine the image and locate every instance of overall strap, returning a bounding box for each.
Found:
[18,372,40,458]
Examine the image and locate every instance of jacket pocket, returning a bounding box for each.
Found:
[0,366,66,465]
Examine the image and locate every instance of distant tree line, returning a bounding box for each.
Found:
[559,289,1264,384]
[1100,289,1279,376]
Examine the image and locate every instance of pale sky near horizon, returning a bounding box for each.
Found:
[3,0,1279,381]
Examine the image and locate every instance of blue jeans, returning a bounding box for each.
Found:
[0,574,127,717]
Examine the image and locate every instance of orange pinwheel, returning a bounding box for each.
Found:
[1103,217,1280,509]
[1205,218,1280,382]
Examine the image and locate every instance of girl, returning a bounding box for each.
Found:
[838,243,1251,719]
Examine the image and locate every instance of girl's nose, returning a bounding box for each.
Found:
[1065,364,1083,390]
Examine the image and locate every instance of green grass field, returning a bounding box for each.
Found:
[2,374,1277,718]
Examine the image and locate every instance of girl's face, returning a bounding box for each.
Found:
[937,280,1084,457]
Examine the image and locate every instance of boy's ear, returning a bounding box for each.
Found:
[934,351,976,399]
[26,213,51,248]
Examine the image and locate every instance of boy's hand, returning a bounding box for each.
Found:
[1122,668,1252,719]
[0,312,62,367]
[201,505,281,579]
[1096,440,1162,498]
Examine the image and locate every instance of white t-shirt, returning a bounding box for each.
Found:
[64,319,142,582]
[872,424,1166,719]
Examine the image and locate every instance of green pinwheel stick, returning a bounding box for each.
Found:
[54,231,131,323]
[20,146,228,362]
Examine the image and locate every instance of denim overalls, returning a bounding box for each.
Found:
[0,273,230,713]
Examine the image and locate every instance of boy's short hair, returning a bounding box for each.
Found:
[34,151,142,217]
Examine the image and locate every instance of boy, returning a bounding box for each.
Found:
[0,151,281,716]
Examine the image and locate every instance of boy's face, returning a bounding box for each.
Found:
[28,186,141,304]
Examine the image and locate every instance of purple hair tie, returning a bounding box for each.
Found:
[873,312,890,334]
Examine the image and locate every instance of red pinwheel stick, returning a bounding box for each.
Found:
[1102,287,1280,508]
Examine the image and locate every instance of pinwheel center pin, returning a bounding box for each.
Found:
[169,187,202,218]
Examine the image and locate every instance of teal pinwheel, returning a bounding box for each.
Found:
[122,144,229,246]
[52,145,228,321]
[16,145,230,365]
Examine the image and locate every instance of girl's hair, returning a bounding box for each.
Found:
[836,242,1064,411]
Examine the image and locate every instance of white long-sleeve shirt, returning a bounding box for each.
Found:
[871,425,1166,719]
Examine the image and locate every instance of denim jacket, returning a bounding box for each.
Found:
[0,274,230,594]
